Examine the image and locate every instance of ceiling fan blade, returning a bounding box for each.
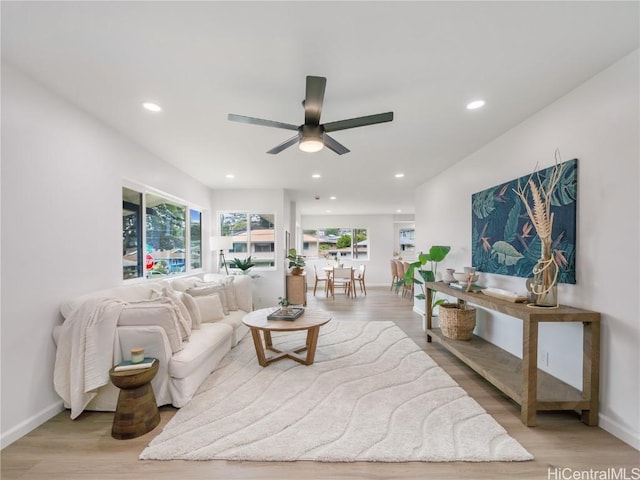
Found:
[323,134,350,155]
[323,111,394,133]
[228,113,298,131]
[304,76,326,125]
[266,134,300,154]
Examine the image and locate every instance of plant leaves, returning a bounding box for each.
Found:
[504,201,520,243]
[550,159,577,206]
[491,240,524,266]
[472,188,496,219]
[427,245,450,263]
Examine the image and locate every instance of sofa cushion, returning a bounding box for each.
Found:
[169,323,233,379]
[193,294,226,323]
[216,310,247,338]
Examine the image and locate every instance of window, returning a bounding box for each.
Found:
[122,188,142,279]
[399,228,415,253]
[190,209,202,269]
[122,186,202,280]
[219,212,275,269]
[302,228,369,261]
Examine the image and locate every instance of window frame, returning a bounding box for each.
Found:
[302,227,370,261]
[122,182,204,282]
[218,211,277,271]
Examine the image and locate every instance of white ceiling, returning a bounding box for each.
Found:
[2,1,638,215]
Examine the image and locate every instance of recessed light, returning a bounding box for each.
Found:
[312,174,321,179]
[329,196,337,200]
[326,210,332,213]
[396,209,402,213]
[225,174,235,179]
[142,102,163,112]
[466,100,485,110]
[394,173,405,178]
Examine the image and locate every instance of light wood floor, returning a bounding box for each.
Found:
[2,286,638,479]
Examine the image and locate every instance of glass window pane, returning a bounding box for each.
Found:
[122,187,142,279]
[219,212,276,269]
[302,230,320,260]
[146,193,186,276]
[190,209,202,269]
[400,228,415,256]
[354,228,369,260]
[304,227,369,261]
[220,212,248,271]
[251,214,275,267]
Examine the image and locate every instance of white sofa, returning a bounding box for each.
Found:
[53,273,252,415]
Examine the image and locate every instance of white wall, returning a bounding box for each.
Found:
[210,189,288,309]
[414,51,639,449]
[0,63,214,447]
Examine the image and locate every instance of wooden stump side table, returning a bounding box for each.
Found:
[108,359,160,440]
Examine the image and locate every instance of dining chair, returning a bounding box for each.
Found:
[390,260,399,292]
[329,267,354,299]
[313,265,328,296]
[355,264,367,295]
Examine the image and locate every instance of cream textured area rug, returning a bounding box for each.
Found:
[140,321,533,462]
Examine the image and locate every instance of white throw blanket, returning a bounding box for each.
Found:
[54,297,125,419]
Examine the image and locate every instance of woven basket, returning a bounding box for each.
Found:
[439,303,476,340]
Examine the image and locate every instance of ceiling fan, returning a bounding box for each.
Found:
[228,76,393,155]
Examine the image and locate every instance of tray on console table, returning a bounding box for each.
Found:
[425,281,601,427]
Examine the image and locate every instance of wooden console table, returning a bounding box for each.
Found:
[425,282,600,427]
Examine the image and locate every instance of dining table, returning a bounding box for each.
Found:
[323,266,356,298]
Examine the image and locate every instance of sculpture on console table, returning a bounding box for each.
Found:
[514,150,564,308]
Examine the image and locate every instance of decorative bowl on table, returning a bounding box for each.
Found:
[453,272,480,284]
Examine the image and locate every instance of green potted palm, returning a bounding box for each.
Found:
[287,248,306,275]
[229,256,255,274]
[402,245,451,313]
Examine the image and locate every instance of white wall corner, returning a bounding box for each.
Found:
[1,401,64,450]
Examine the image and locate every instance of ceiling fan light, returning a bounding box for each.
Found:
[299,138,324,153]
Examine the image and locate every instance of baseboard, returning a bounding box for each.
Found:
[598,412,640,451]
[1,401,64,449]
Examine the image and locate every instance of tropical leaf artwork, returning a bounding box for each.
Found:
[471,158,577,284]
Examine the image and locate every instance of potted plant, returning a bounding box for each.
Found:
[229,256,255,274]
[287,248,306,275]
[401,245,451,313]
[277,296,292,314]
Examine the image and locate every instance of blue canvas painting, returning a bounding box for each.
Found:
[471,159,577,284]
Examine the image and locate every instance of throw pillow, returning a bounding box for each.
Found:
[162,287,193,337]
[194,279,238,312]
[118,300,183,353]
[187,284,229,315]
[150,288,192,339]
[180,292,201,329]
[193,294,226,323]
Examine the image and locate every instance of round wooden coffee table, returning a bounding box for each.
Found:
[242,308,331,367]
